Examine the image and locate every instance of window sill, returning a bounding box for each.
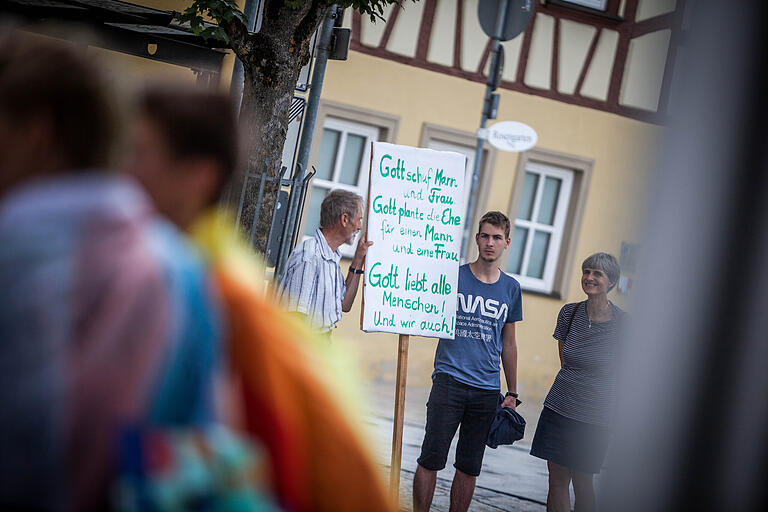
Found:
[543,0,626,23]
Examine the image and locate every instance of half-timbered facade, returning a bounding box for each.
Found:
[320,0,685,411]
[350,0,687,121]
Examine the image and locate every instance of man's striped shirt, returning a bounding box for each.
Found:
[277,229,346,332]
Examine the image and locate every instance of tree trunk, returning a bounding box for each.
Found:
[232,0,332,254]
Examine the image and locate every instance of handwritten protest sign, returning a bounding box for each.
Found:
[362,142,466,338]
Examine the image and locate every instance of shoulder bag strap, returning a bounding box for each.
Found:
[564,301,584,340]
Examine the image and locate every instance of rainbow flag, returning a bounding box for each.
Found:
[192,211,395,512]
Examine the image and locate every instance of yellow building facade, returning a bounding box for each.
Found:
[326,49,659,405]
[314,0,683,414]
[17,0,683,418]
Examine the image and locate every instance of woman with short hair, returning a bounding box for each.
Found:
[530,252,626,512]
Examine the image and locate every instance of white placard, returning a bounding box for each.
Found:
[483,121,538,152]
[362,142,466,338]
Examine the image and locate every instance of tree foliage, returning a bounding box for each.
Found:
[180,0,404,46]
[178,0,410,254]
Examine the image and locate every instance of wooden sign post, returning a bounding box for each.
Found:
[360,142,467,503]
[389,333,409,500]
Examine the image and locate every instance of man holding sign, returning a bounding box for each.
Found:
[413,211,522,512]
[279,189,372,333]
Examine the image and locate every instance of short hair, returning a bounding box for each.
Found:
[0,30,116,170]
[138,83,239,203]
[582,252,621,290]
[478,211,511,238]
[320,189,363,229]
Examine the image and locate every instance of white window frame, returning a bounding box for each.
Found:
[507,162,574,293]
[304,116,380,258]
[562,0,608,10]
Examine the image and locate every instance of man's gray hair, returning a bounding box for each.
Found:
[582,252,621,290]
[320,189,363,229]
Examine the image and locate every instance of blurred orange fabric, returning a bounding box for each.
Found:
[212,265,395,512]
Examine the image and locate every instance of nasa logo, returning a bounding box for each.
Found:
[457,293,508,321]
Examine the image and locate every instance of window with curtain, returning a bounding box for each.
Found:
[507,162,574,293]
[303,116,379,257]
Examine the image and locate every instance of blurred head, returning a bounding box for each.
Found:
[475,211,511,263]
[125,83,238,229]
[581,252,620,295]
[0,30,116,197]
[320,189,363,245]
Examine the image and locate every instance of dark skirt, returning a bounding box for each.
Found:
[530,406,611,474]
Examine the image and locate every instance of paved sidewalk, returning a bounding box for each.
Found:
[365,414,549,511]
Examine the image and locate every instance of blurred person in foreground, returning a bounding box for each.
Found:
[125,83,395,512]
[0,32,224,510]
[530,252,626,512]
[277,189,372,334]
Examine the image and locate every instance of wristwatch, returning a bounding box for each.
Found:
[348,266,364,275]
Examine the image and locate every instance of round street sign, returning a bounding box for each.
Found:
[478,0,534,42]
[484,121,537,152]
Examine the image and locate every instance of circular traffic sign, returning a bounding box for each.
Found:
[478,0,534,41]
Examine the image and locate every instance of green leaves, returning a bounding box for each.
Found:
[335,0,411,23]
[178,0,247,44]
[180,0,414,44]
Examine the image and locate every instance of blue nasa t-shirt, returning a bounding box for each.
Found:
[433,264,523,390]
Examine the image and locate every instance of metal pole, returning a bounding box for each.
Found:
[276,5,337,279]
[460,0,509,260]
[275,163,305,277]
[294,5,337,178]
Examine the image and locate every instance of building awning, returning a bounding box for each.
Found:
[1,0,228,73]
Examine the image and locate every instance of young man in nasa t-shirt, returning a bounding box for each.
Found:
[413,211,523,512]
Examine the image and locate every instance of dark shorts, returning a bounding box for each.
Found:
[530,406,611,474]
[417,373,498,477]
